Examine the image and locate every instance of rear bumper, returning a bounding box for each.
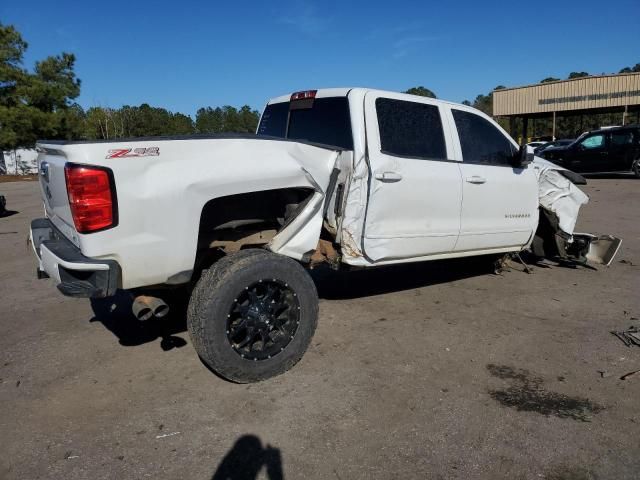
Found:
[30,218,121,298]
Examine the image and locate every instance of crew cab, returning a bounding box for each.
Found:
[541,125,640,177]
[30,88,619,382]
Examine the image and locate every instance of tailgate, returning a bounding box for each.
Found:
[37,146,77,243]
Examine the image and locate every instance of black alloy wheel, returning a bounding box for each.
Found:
[227,279,300,361]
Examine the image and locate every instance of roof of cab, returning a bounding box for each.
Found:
[268,88,354,104]
[266,87,470,110]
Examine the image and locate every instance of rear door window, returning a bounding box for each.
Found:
[611,131,633,146]
[452,109,516,166]
[375,98,447,159]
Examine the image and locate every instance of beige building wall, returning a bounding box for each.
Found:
[493,73,640,116]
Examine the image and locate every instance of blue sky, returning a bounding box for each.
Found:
[3,0,639,115]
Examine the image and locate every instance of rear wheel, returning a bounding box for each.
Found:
[632,157,640,178]
[187,249,318,382]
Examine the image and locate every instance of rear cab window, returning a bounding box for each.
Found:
[258,95,353,150]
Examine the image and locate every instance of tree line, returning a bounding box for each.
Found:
[83,104,260,140]
[1,21,638,152]
[0,23,260,151]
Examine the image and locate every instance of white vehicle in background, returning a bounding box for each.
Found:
[1,148,39,175]
[526,141,548,149]
[30,88,620,382]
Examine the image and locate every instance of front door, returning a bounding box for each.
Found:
[361,93,462,262]
[571,132,608,172]
[447,107,538,252]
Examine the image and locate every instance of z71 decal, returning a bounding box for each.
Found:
[106,147,160,159]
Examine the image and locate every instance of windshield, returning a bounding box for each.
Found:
[257,97,353,150]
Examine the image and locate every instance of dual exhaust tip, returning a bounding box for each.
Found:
[132,295,169,321]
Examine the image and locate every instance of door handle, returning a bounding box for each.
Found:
[374,171,403,182]
[465,176,487,184]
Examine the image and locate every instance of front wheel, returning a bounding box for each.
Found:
[187,249,318,383]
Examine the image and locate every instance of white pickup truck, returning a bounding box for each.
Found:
[30,88,620,382]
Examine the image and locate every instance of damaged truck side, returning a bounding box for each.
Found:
[30,88,621,382]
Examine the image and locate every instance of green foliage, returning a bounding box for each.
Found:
[195,105,260,134]
[28,53,81,112]
[81,103,259,140]
[619,63,640,73]
[0,23,220,146]
[567,71,589,79]
[83,104,197,139]
[2,21,638,150]
[0,22,81,149]
[404,86,436,98]
[540,77,560,83]
[0,23,27,106]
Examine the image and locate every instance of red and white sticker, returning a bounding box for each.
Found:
[106,147,160,159]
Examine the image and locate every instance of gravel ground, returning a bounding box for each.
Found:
[0,178,638,480]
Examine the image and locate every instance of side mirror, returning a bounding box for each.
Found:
[513,144,534,168]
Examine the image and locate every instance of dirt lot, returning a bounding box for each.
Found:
[1,179,638,480]
[0,174,38,183]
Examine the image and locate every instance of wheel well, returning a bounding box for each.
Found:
[196,188,314,254]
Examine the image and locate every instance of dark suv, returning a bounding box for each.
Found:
[541,125,640,177]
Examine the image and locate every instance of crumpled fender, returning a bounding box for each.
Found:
[531,157,588,235]
[269,169,330,260]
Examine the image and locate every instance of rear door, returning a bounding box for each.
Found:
[448,108,538,252]
[361,93,462,262]
[609,129,635,171]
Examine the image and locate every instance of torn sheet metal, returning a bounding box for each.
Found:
[571,234,622,266]
[531,157,588,236]
[337,152,369,263]
[531,157,621,265]
[269,191,327,260]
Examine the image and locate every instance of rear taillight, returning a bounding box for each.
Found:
[64,164,117,233]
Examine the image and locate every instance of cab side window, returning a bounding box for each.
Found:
[376,98,447,160]
[452,109,516,166]
[580,134,605,149]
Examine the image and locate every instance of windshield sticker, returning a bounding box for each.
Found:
[106,147,160,159]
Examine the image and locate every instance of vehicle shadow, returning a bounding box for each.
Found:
[89,256,499,348]
[311,255,499,300]
[211,435,283,480]
[0,209,19,218]
[89,289,189,350]
[582,172,636,180]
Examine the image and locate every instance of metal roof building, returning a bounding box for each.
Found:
[493,72,640,142]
